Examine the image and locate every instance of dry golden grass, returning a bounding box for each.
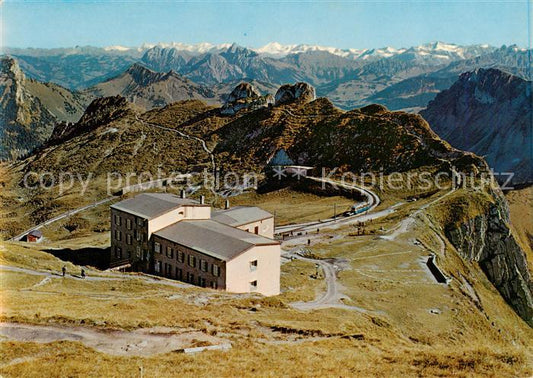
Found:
[279,259,326,302]
[1,177,532,376]
[225,188,355,226]
[506,186,533,270]
[0,338,530,377]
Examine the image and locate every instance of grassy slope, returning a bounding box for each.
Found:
[506,186,533,271]
[1,189,532,376]
[1,99,532,375]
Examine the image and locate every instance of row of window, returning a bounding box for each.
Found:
[114,230,145,244]
[154,242,221,277]
[114,246,131,259]
[114,214,144,229]
[155,261,218,289]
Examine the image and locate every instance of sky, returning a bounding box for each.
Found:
[1,0,531,49]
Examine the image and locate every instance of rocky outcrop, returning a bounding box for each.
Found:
[49,95,137,143]
[445,192,533,326]
[421,68,532,184]
[221,83,273,115]
[0,56,88,160]
[274,82,316,106]
[226,82,261,103]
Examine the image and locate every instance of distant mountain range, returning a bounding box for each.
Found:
[4,42,531,111]
[421,68,532,184]
[2,41,532,174]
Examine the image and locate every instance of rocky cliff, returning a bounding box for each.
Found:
[421,68,532,184]
[220,82,273,115]
[444,188,533,326]
[0,56,88,160]
[274,82,316,105]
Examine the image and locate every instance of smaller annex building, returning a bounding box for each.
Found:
[110,193,280,296]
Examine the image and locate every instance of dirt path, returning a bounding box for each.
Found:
[289,256,378,313]
[380,184,457,241]
[0,322,230,357]
[0,264,190,290]
[135,115,217,179]
[10,197,116,242]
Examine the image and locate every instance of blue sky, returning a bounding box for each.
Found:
[1,1,531,49]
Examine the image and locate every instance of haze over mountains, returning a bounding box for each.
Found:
[5,41,530,111]
[1,41,531,185]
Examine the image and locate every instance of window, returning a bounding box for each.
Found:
[126,219,132,230]
[115,230,121,241]
[154,242,161,253]
[250,260,258,271]
[198,277,206,287]
[114,214,121,226]
[166,246,173,258]
[212,264,220,277]
[127,250,131,259]
[188,254,196,268]
[201,259,208,272]
[176,267,182,280]
[177,251,184,263]
[137,217,143,226]
[187,272,194,283]
[134,229,140,241]
[211,281,218,289]
[126,234,132,245]
[136,246,141,258]
[254,226,259,234]
[250,280,258,291]
[115,246,122,258]
[155,261,161,273]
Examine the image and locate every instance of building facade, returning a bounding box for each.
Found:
[110,193,280,296]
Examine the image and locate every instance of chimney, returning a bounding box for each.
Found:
[180,189,186,199]
[200,195,205,205]
[225,199,230,210]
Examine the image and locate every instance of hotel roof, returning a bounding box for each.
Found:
[211,206,273,227]
[154,219,278,261]
[111,193,203,220]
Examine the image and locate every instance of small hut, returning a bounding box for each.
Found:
[266,149,314,179]
[26,229,43,242]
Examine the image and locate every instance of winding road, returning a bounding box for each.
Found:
[10,197,116,242]
[290,256,376,313]
[275,176,383,235]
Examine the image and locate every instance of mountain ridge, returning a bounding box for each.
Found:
[84,63,218,110]
[0,56,89,160]
[420,68,532,184]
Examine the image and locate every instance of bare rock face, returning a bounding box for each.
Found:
[445,193,533,326]
[227,82,261,103]
[274,82,316,106]
[421,68,532,184]
[50,95,137,143]
[221,83,272,115]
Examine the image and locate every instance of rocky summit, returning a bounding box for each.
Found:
[221,82,273,115]
[274,82,316,105]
